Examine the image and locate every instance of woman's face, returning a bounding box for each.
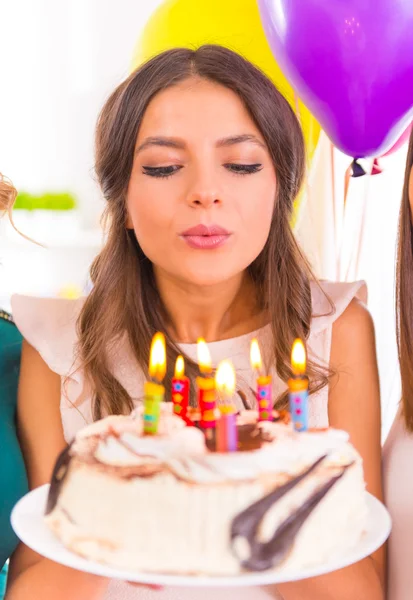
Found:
[127,78,277,287]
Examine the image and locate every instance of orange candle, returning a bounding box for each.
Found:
[250,338,273,421]
[288,339,309,432]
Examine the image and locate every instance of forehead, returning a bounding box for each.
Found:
[136,78,263,141]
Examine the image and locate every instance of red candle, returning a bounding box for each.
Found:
[196,338,217,429]
[250,338,273,421]
[171,355,190,422]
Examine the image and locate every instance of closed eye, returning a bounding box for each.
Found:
[224,163,263,175]
[142,163,263,178]
[142,165,183,178]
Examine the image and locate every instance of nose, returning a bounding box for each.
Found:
[188,191,221,208]
[186,169,222,209]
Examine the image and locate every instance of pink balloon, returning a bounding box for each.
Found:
[381,123,412,157]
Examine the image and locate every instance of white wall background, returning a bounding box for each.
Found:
[0,0,164,299]
[0,0,406,435]
[0,0,164,227]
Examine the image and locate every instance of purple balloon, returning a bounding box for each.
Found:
[258,0,413,157]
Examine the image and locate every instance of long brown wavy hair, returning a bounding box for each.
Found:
[396,129,413,431]
[78,45,332,421]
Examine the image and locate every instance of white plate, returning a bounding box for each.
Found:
[11,485,391,588]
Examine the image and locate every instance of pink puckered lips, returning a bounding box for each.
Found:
[180,224,232,249]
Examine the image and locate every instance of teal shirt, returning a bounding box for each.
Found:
[0,314,28,586]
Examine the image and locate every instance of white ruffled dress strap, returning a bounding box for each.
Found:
[310,280,367,334]
[11,294,85,376]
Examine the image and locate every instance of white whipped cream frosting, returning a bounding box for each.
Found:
[76,403,184,440]
[166,425,355,484]
[94,427,207,466]
[73,411,358,484]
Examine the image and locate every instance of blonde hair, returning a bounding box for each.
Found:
[0,173,17,219]
[0,173,38,242]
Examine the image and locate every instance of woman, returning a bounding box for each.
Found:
[7,46,383,600]
[383,129,413,600]
[0,175,28,598]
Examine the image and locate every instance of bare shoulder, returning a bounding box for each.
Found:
[331,297,376,367]
[333,296,374,335]
[328,296,381,487]
[18,339,66,489]
[329,297,379,406]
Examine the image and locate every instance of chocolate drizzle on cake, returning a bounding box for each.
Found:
[46,442,74,515]
[231,456,353,571]
[237,424,264,451]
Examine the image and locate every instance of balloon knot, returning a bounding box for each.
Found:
[351,159,367,178]
[371,158,383,175]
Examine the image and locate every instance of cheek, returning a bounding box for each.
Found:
[126,181,174,258]
[236,179,275,249]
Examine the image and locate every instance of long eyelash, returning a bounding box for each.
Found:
[142,165,182,178]
[225,163,263,175]
[142,164,262,178]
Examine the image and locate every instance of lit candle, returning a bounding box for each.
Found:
[215,360,238,452]
[143,332,166,435]
[250,338,273,421]
[171,355,190,423]
[196,338,217,431]
[288,339,309,432]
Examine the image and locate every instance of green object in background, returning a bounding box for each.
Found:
[14,191,77,211]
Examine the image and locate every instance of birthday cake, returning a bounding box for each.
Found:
[45,405,368,576]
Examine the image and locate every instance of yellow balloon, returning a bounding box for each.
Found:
[132,0,320,166]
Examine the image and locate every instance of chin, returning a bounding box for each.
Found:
[177,265,242,288]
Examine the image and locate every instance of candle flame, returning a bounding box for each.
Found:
[197,338,212,374]
[291,338,306,375]
[149,332,166,382]
[175,355,185,378]
[250,338,262,371]
[215,360,236,397]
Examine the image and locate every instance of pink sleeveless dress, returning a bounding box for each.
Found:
[12,280,366,600]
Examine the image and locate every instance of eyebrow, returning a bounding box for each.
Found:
[135,137,185,154]
[216,134,266,149]
[135,134,266,154]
